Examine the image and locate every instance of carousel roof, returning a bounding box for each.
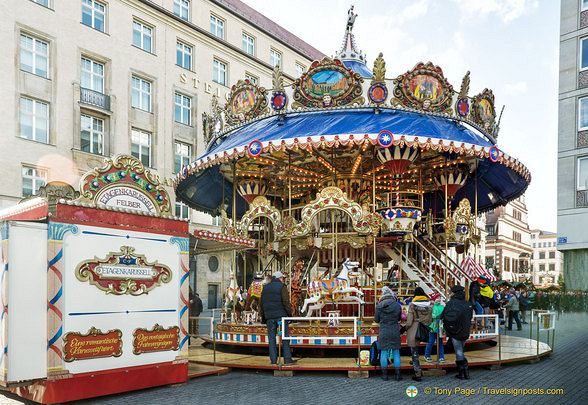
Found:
[176,7,530,219]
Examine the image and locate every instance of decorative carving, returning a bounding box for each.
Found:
[76,154,171,214]
[458,71,470,100]
[239,196,282,236]
[294,187,372,236]
[371,53,386,84]
[292,58,364,109]
[272,65,285,92]
[471,89,497,135]
[391,62,454,114]
[75,246,173,295]
[224,80,269,125]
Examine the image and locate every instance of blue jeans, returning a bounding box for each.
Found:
[451,338,465,362]
[424,332,444,360]
[266,319,292,364]
[474,302,483,315]
[380,349,401,369]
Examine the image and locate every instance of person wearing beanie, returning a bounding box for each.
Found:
[260,271,297,366]
[374,286,403,381]
[440,284,474,379]
[424,291,445,363]
[405,286,433,381]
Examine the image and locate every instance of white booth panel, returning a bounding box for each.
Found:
[7,222,47,381]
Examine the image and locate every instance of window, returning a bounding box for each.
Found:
[175,201,189,219]
[244,73,257,85]
[82,0,105,32]
[213,59,226,86]
[485,225,495,236]
[539,251,545,260]
[504,257,510,272]
[20,34,48,78]
[174,141,191,173]
[295,63,305,78]
[173,0,189,20]
[81,57,104,93]
[131,76,151,112]
[539,264,545,271]
[176,41,192,70]
[270,49,281,68]
[22,167,47,197]
[584,0,588,11]
[210,15,224,39]
[212,215,221,226]
[133,20,152,53]
[580,98,588,130]
[174,93,191,125]
[31,0,50,7]
[512,231,521,242]
[549,263,555,271]
[20,97,49,143]
[549,251,556,259]
[131,129,151,167]
[81,114,103,154]
[532,243,536,248]
[242,33,254,55]
[578,157,588,190]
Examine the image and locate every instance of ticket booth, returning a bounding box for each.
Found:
[0,155,189,404]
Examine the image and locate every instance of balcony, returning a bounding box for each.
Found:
[80,88,110,111]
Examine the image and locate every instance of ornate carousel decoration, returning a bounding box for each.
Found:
[224,79,269,125]
[471,88,497,137]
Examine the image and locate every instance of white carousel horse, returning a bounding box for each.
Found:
[224,273,244,313]
[301,259,364,317]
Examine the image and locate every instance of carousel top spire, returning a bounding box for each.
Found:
[335,5,371,77]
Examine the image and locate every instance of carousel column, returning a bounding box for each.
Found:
[0,224,8,384]
[171,237,190,358]
[46,223,78,376]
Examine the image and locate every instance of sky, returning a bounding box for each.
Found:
[242,0,560,232]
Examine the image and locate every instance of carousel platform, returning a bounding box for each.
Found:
[188,335,552,373]
[187,362,229,379]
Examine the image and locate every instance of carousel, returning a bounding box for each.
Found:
[178,9,550,371]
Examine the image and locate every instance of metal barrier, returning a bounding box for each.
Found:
[533,310,556,355]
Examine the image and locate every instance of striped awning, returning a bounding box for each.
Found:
[460,255,496,281]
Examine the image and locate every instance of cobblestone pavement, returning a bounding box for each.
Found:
[2,312,586,405]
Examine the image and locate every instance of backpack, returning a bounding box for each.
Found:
[369,340,380,366]
[443,304,462,335]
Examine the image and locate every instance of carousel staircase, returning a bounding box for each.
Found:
[382,236,473,300]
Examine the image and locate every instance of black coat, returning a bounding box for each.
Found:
[374,297,402,351]
[260,278,291,321]
[440,290,473,341]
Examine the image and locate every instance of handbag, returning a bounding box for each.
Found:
[415,322,430,342]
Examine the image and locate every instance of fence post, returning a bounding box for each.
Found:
[278,320,282,366]
[536,314,540,357]
[213,320,217,365]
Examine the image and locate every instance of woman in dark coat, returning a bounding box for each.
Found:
[440,285,474,379]
[374,286,403,381]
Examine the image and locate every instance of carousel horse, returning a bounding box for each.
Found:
[244,276,267,313]
[301,259,364,317]
[290,259,306,316]
[224,273,244,317]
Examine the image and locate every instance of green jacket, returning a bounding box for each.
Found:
[430,302,445,333]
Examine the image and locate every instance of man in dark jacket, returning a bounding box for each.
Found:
[374,286,403,381]
[260,271,297,366]
[440,285,473,379]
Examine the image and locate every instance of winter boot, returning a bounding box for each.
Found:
[381,367,388,381]
[463,358,470,380]
[455,360,465,379]
[394,368,403,381]
[412,369,422,382]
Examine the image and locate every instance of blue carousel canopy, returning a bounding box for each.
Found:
[177,108,530,217]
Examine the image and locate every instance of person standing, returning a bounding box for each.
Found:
[440,285,473,379]
[406,287,432,381]
[374,286,403,381]
[424,292,445,363]
[506,290,522,330]
[519,290,529,324]
[189,289,203,338]
[260,271,297,366]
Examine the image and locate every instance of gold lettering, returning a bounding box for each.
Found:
[205,83,212,94]
[192,78,199,89]
[180,73,187,84]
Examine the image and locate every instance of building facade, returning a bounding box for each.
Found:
[484,196,532,282]
[1,0,323,308]
[558,0,588,290]
[530,230,564,287]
